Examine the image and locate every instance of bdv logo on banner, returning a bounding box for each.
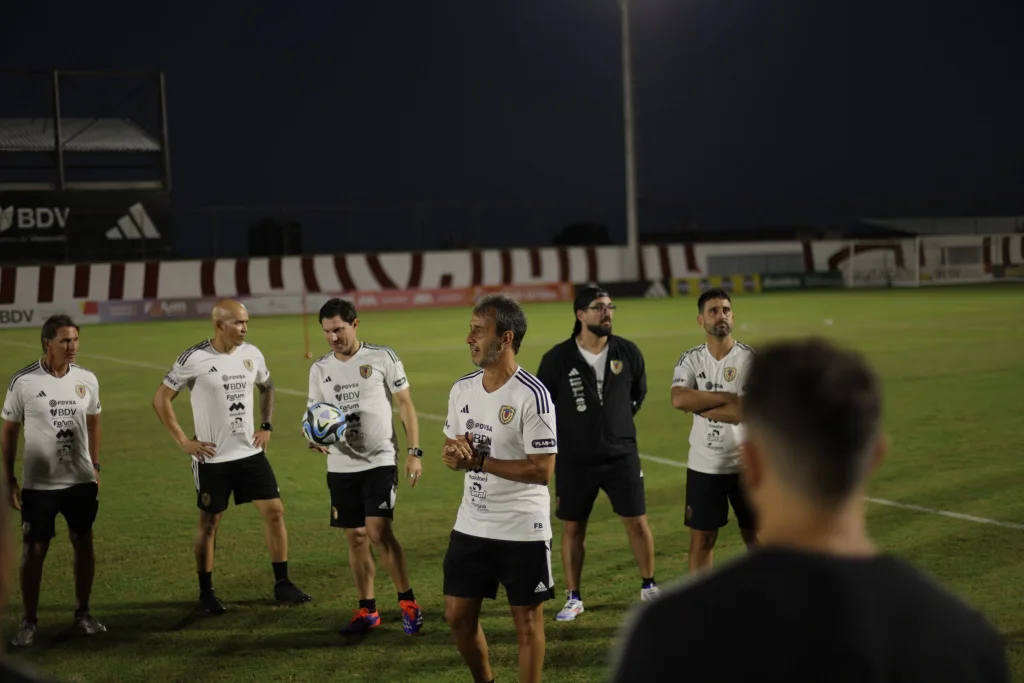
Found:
[0,192,173,264]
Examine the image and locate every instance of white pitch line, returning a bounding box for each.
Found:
[2,338,1021,532]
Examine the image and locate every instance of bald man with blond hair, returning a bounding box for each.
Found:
[153,299,311,613]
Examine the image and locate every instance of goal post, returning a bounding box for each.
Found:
[841,238,920,288]
[841,234,1014,288]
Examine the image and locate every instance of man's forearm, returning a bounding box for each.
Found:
[1,424,18,482]
[258,380,275,424]
[397,401,420,449]
[672,388,732,413]
[480,456,551,486]
[87,420,101,466]
[697,404,742,424]
[153,396,188,445]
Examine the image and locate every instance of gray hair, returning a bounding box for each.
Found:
[473,293,527,353]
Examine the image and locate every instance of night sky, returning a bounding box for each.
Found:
[3,0,1022,250]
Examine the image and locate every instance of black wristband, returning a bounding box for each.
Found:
[472,451,488,473]
[260,422,273,432]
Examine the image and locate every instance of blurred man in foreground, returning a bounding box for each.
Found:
[612,338,1008,683]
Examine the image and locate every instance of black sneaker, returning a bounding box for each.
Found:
[274,580,311,604]
[199,590,227,614]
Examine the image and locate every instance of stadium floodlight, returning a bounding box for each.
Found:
[618,0,641,282]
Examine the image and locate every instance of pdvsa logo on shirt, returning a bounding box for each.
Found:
[467,419,492,432]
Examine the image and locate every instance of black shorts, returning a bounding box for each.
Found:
[684,469,757,532]
[555,455,646,521]
[193,452,280,514]
[328,466,398,529]
[20,482,99,543]
[443,530,555,607]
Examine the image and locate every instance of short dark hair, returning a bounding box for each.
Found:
[40,314,79,351]
[318,298,357,324]
[473,293,527,354]
[697,288,731,313]
[743,338,883,504]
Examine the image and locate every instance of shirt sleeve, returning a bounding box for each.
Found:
[671,351,697,389]
[307,364,323,408]
[535,351,558,402]
[383,352,410,393]
[162,354,197,393]
[631,345,648,414]
[522,386,558,455]
[443,387,459,440]
[255,352,271,385]
[86,376,102,416]
[1,382,24,423]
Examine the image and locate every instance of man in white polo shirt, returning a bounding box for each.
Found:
[442,293,558,683]
[671,288,758,572]
[2,314,106,647]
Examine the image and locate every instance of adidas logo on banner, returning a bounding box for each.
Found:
[105,203,161,240]
[643,281,668,299]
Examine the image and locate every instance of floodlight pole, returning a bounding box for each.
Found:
[619,0,640,282]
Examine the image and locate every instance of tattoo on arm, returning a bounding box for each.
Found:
[258,377,275,423]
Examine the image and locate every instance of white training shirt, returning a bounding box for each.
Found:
[577,342,609,403]
[162,340,271,464]
[671,342,755,475]
[443,366,558,542]
[2,362,100,490]
[306,342,410,473]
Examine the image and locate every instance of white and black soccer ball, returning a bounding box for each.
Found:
[302,402,347,446]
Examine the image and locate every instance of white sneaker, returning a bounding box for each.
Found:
[640,585,661,602]
[11,620,36,647]
[556,592,585,621]
[75,612,107,636]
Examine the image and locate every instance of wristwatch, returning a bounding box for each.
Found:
[260,422,273,432]
[92,463,101,472]
[407,447,423,458]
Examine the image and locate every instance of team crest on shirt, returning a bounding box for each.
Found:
[359,364,373,379]
[201,493,211,507]
[723,366,737,382]
[75,384,87,399]
[609,360,623,375]
[498,405,516,425]
[243,359,254,372]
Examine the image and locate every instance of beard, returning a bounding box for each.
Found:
[472,338,504,368]
[706,321,732,338]
[586,321,612,337]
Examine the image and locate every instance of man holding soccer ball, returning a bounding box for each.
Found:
[304,298,424,636]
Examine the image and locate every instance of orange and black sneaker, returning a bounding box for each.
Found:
[339,607,380,635]
[400,599,423,635]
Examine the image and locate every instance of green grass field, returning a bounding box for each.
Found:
[1,285,1023,683]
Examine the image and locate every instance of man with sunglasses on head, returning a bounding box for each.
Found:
[536,286,657,623]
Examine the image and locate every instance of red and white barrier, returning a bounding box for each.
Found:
[1,236,1021,311]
